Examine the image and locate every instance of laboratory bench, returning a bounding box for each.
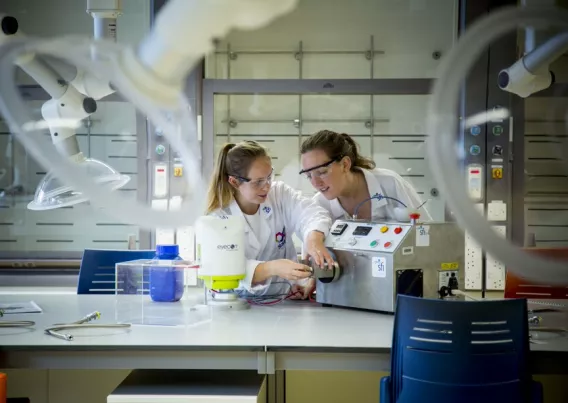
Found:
[1,291,567,376]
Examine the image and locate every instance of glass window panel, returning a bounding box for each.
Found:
[302,94,372,136]
[204,0,456,79]
[372,95,429,135]
[524,97,568,248]
[303,95,371,120]
[216,95,300,138]
[0,101,142,256]
[206,54,229,80]
[214,95,230,137]
[230,95,299,121]
[0,1,152,259]
[211,93,442,220]
[213,94,300,187]
[229,54,299,79]
[302,55,371,79]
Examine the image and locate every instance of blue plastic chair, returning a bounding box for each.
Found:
[77,249,155,294]
[380,295,543,403]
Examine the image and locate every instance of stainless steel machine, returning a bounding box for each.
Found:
[314,219,465,313]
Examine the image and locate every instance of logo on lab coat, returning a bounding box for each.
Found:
[275,227,286,249]
[262,206,272,215]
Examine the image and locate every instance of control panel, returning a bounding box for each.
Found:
[325,220,412,253]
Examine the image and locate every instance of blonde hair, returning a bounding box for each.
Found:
[300,130,376,170]
[205,140,269,214]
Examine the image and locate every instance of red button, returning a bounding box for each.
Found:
[384,242,392,248]
[394,227,402,234]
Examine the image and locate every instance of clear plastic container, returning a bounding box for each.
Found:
[149,244,184,302]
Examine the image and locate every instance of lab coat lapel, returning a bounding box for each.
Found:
[258,201,274,255]
[330,198,347,219]
[229,200,261,255]
[362,169,388,217]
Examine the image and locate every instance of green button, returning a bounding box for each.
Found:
[492,125,503,135]
[370,240,378,247]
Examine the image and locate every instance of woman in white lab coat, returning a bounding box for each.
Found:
[205,140,334,299]
[299,130,432,221]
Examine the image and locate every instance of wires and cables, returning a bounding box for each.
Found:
[353,193,408,220]
[241,282,297,305]
[210,281,315,306]
[44,311,131,341]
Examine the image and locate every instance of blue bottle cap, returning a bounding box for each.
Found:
[156,244,179,257]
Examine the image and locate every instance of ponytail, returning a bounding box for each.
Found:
[300,130,376,171]
[205,141,270,214]
[339,133,376,170]
[205,143,236,214]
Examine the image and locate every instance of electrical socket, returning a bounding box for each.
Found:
[176,226,197,287]
[176,226,195,260]
[465,231,482,290]
[486,254,505,290]
[487,201,507,221]
[486,225,506,290]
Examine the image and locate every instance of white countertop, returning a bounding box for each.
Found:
[0,290,566,353]
[0,292,394,350]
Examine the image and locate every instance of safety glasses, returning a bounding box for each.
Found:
[299,157,342,181]
[231,168,274,189]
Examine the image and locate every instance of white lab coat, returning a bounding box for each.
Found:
[211,181,332,297]
[313,168,433,221]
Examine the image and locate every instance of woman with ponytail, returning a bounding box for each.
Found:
[300,130,431,221]
[206,140,334,299]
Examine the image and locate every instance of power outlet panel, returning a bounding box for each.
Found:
[176,227,195,261]
[152,199,175,245]
[177,226,197,287]
[487,201,507,221]
[486,225,506,290]
[465,231,483,290]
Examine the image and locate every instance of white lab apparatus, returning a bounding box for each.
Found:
[195,215,249,310]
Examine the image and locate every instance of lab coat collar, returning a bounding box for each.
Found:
[228,200,243,217]
[228,199,264,252]
[361,168,388,213]
[330,168,387,218]
[228,199,274,230]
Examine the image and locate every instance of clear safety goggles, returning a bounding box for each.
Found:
[232,168,274,189]
[299,157,341,181]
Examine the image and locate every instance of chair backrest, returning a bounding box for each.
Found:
[391,295,531,403]
[77,249,155,294]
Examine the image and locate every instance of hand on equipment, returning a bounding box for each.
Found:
[270,259,312,281]
[289,278,315,300]
[304,231,334,269]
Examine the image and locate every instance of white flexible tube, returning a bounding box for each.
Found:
[427,6,568,283]
[0,0,299,230]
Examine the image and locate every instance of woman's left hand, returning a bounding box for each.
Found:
[304,231,334,269]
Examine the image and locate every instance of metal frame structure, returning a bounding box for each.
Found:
[202,78,433,179]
